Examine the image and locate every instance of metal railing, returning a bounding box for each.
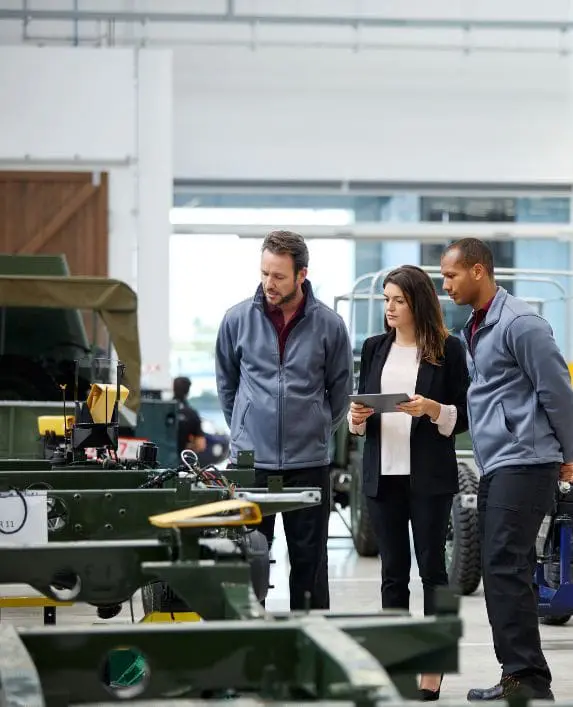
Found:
[334,265,573,360]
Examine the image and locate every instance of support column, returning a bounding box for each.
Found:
[134,49,173,391]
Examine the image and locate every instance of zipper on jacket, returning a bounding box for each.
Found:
[261,302,309,469]
[464,320,497,474]
[266,321,283,469]
[278,322,303,468]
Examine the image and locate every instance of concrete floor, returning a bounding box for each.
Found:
[268,511,573,703]
[1,509,572,703]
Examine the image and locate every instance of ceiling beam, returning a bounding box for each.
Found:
[171,222,573,241]
[3,7,573,32]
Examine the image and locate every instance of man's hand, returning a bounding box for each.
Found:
[560,462,573,482]
[350,402,374,426]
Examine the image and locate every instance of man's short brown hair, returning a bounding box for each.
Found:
[262,230,309,275]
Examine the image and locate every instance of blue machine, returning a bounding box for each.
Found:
[536,481,573,626]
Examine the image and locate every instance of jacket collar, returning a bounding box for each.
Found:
[253,279,318,313]
[464,285,507,329]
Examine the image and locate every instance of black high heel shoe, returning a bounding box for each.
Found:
[418,675,443,701]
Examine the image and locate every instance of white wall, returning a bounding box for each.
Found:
[1,1,573,186]
[174,46,572,183]
[0,46,173,391]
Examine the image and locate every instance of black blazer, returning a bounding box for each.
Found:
[354,330,469,497]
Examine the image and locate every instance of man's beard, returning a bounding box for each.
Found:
[265,284,298,307]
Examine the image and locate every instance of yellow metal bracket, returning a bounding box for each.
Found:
[0,596,73,609]
[148,499,262,529]
[140,611,201,623]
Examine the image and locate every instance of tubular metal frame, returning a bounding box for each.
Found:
[334,266,573,360]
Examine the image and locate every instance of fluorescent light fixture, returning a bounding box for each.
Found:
[169,207,354,227]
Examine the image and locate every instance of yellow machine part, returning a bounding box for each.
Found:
[0,596,73,608]
[149,498,263,529]
[37,415,75,437]
[569,363,573,384]
[140,612,202,623]
[87,383,130,423]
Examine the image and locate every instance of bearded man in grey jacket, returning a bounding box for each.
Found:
[215,230,354,610]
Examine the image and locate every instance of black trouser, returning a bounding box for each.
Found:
[478,463,559,688]
[254,465,331,611]
[366,475,453,616]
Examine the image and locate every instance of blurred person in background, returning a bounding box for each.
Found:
[173,376,207,456]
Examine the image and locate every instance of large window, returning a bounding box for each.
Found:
[420,197,516,222]
[169,232,355,429]
[420,197,516,334]
[421,240,515,335]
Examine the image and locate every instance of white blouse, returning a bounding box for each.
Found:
[347,343,458,476]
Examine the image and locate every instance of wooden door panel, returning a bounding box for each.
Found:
[0,171,108,277]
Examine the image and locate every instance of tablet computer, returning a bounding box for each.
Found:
[349,393,411,414]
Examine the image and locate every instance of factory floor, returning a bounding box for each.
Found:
[1,510,572,703]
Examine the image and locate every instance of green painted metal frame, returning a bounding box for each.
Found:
[0,469,321,541]
[44,488,223,540]
[39,487,320,541]
[0,465,257,490]
[0,534,256,618]
[0,590,462,706]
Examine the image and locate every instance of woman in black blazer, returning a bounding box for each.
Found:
[348,265,469,701]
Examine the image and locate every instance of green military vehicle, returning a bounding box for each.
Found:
[0,254,178,466]
[330,264,573,597]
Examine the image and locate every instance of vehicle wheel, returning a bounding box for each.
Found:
[446,461,481,596]
[244,529,270,603]
[349,451,378,557]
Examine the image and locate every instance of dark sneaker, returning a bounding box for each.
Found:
[467,675,554,701]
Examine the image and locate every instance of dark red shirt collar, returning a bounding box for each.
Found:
[471,293,496,339]
[264,293,306,361]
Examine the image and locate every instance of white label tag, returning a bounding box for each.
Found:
[0,490,48,545]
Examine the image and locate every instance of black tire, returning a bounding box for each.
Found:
[349,451,378,557]
[244,529,270,603]
[446,461,481,596]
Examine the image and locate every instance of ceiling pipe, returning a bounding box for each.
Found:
[10,36,571,55]
[2,7,573,32]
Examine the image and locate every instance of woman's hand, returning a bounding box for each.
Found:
[350,402,375,426]
[396,394,436,419]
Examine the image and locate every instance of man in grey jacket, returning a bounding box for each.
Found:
[215,230,353,610]
[441,237,573,702]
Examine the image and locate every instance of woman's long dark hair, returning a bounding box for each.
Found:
[383,265,449,366]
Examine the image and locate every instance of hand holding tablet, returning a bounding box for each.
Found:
[349,393,412,414]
